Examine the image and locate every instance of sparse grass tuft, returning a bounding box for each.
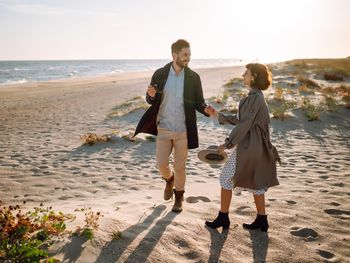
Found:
[145,136,156,142]
[267,98,297,121]
[298,85,315,95]
[323,72,344,81]
[302,97,323,121]
[323,95,337,112]
[223,77,242,87]
[73,208,103,240]
[108,96,148,117]
[297,75,320,88]
[111,231,122,240]
[81,133,111,145]
[273,86,284,100]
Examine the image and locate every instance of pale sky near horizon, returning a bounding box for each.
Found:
[0,0,349,62]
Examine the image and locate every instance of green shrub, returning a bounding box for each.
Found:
[0,201,72,262]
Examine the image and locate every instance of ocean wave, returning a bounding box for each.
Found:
[0,79,29,86]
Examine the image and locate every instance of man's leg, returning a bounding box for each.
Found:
[173,131,188,191]
[171,131,187,212]
[156,128,173,180]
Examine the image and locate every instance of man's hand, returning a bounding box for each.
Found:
[204,105,218,118]
[147,85,156,98]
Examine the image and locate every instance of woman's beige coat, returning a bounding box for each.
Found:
[219,88,279,190]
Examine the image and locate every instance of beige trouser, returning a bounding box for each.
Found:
[156,128,188,191]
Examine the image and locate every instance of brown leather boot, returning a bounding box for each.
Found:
[172,189,184,213]
[162,174,174,200]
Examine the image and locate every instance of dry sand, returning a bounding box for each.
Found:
[0,64,349,262]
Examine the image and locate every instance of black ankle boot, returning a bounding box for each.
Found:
[205,211,230,229]
[243,214,269,232]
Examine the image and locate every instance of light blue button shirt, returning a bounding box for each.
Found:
[157,65,186,132]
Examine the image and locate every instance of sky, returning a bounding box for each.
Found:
[0,0,349,62]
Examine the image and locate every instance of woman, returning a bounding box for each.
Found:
[204,63,279,232]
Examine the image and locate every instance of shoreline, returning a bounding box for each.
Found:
[0,65,242,88]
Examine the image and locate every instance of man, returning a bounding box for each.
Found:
[134,39,210,212]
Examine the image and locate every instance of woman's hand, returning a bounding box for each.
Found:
[217,144,226,154]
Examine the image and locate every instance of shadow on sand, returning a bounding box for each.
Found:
[247,230,269,263]
[205,226,229,263]
[94,204,178,263]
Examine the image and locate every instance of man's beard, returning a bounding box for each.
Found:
[176,58,189,68]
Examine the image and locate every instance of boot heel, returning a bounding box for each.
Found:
[222,223,230,230]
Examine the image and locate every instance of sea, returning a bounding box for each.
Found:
[0,59,244,86]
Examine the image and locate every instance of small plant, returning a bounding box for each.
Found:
[145,136,156,142]
[321,86,335,95]
[323,72,344,81]
[302,97,323,121]
[298,85,315,94]
[323,95,337,112]
[335,84,350,108]
[108,96,148,117]
[274,86,284,100]
[111,231,122,240]
[269,100,297,121]
[74,208,103,240]
[81,132,111,145]
[297,75,320,88]
[0,201,73,262]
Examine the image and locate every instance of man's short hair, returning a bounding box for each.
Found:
[171,39,190,54]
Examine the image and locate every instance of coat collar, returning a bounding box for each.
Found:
[249,87,261,95]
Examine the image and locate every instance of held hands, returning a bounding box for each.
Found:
[204,104,218,118]
[147,85,157,98]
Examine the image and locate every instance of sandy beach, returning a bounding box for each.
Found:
[1,62,349,262]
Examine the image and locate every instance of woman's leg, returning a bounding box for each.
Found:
[220,188,232,213]
[243,193,269,232]
[253,194,266,215]
[205,151,236,229]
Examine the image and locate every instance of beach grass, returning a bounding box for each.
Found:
[108,96,148,117]
[286,58,350,77]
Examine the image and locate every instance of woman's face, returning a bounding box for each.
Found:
[242,69,252,86]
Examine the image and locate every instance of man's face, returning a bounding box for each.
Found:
[173,47,191,68]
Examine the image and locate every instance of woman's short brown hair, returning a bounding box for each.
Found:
[246,63,272,90]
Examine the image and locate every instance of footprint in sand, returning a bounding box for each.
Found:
[328,202,340,207]
[324,209,350,216]
[332,182,344,187]
[316,249,337,260]
[194,180,206,183]
[290,227,318,241]
[305,180,314,184]
[319,175,329,179]
[235,206,251,215]
[319,189,328,193]
[286,200,297,205]
[186,196,211,203]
